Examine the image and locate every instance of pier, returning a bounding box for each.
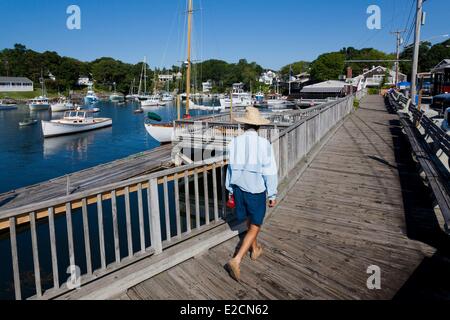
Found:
[1,90,450,300]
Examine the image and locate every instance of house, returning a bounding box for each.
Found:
[431,59,450,95]
[202,80,212,93]
[259,70,278,86]
[300,80,350,99]
[359,66,407,88]
[77,76,91,86]
[0,77,34,92]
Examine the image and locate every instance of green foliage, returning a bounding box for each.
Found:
[310,52,345,82]
[368,88,379,95]
[400,39,450,79]
[192,59,263,92]
[279,61,310,78]
[353,99,360,110]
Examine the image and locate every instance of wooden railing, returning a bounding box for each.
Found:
[387,90,450,232]
[0,91,363,300]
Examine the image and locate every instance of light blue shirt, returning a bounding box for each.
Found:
[225,130,278,200]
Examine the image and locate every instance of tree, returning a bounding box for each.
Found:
[310,52,345,81]
[280,61,310,78]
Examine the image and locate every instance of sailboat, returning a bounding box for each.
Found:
[145,0,195,143]
[29,70,50,111]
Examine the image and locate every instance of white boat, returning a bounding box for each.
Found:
[220,83,253,108]
[266,94,287,107]
[29,71,50,111]
[144,123,174,143]
[42,110,112,138]
[110,83,125,102]
[187,99,224,111]
[141,95,166,107]
[161,93,174,102]
[29,96,50,111]
[84,85,99,104]
[51,97,75,112]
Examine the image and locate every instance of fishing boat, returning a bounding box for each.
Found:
[51,96,75,112]
[19,118,38,126]
[267,93,287,106]
[42,110,112,138]
[0,100,18,110]
[110,83,125,102]
[84,84,99,104]
[187,99,224,111]
[219,83,253,108]
[141,95,166,108]
[145,0,195,143]
[161,92,174,102]
[29,71,50,111]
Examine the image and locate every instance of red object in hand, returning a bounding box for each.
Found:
[227,195,236,209]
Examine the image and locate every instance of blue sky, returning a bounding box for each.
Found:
[0,0,448,70]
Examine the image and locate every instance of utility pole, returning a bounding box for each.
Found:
[411,0,424,103]
[391,30,406,87]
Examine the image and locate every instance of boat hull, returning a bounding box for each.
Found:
[0,105,18,111]
[42,118,112,138]
[219,98,252,108]
[29,103,50,111]
[51,103,74,112]
[145,123,173,143]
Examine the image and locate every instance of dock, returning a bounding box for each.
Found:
[2,90,450,300]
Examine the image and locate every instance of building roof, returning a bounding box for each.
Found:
[360,66,406,78]
[301,80,347,93]
[0,76,33,83]
[431,59,450,72]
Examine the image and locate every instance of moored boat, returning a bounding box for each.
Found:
[29,96,50,111]
[0,100,18,110]
[19,118,38,126]
[145,122,174,143]
[51,96,75,112]
[42,110,112,138]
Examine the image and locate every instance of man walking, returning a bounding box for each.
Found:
[225,107,278,281]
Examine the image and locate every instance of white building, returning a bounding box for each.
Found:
[0,77,34,92]
[259,70,278,85]
[77,76,91,86]
[158,74,174,82]
[202,80,212,93]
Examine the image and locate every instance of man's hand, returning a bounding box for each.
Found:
[269,199,277,208]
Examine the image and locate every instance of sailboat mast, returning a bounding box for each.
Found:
[185,0,193,116]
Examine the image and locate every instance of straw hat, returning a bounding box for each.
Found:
[234,106,270,126]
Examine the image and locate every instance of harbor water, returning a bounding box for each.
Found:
[0,100,215,194]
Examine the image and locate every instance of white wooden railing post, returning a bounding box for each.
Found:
[149,178,163,254]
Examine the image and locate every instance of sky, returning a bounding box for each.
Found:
[0,0,448,70]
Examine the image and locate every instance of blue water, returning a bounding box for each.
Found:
[0,101,214,193]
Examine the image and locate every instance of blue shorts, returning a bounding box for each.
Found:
[233,186,267,226]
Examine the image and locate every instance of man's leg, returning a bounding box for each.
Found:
[232,223,261,265]
[246,219,258,252]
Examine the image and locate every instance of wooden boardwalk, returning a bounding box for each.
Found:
[0,144,172,211]
[123,95,437,300]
